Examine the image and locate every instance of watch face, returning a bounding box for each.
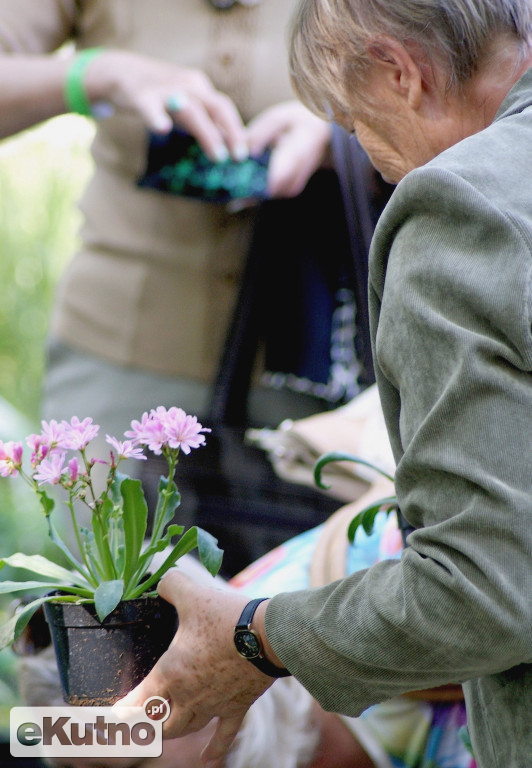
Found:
[234,629,261,659]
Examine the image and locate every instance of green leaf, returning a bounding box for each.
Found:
[120,477,148,583]
[163,523,184,539]
[151,476,180,540]
[313,451,395,491]
[99,496,115,531]
[0,593,95,651]
[126,524,185,594]
[0,596,49,651]
[36,489,55,518]
[45,515,91,582]
[115,543,125,576]
[128,526,223,598]
[82,530,106,580]
[347,498,398,543]
[140,524,184,560]
[127,529,196,597]
[91,503,116,579]
[94,579,124,622]
[458,725,474,757]
[0,553,87,587]
[110,471,128,504]
[0,580,72,594]
[196,527,224,577]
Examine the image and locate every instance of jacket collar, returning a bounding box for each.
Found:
[494,66,532,121]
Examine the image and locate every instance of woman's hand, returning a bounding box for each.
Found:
[117,571,275,768]
[84,50,248,162]
[245,101,332,198]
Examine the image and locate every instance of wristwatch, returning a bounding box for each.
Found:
[233,597,291,678]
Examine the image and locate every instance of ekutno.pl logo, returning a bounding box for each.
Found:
[10,696,170,759]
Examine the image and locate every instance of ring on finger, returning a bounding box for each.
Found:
[166,93,188,112]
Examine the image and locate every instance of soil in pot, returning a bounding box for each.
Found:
[44,595,178,706]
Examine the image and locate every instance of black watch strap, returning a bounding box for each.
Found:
[234,598,291,678]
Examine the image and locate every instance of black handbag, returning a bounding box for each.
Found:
[141,136,395,578]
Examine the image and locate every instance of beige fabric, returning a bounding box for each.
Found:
[0,0,298,379]
[247,383,395,501]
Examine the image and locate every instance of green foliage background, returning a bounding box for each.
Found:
[0,115,94,420]
[0,115,94,733]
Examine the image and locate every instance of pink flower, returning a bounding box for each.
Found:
[126,409,168,455]
[0,441,24,477]
[60,417,100,451]
[124,412,152,444]
[40,419,68,450]
[126,406,209,455]
[26,434,49,466]
[105,436,147,461]
[68,457,80,484]
[162,407,210,455]
[33,452,67,486]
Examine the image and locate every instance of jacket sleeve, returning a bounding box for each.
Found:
[265,166,532,716]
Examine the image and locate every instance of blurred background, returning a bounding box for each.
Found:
[0,114,94,735]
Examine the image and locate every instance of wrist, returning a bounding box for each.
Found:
[233,598,290,678]
[63,48,112,118]
[252,599,285,669]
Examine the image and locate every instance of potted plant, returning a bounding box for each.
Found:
[0,406,223,705]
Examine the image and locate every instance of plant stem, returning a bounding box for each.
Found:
[67,498,99,585]
[91,508,118,580]
[80,449,119,580]
[149,448,178,549]
[67,498,98,585]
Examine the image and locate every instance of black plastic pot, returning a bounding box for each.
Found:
[43,595,178,706]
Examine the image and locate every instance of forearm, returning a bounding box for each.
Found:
[253,599,285,668]
[0,54,71,138]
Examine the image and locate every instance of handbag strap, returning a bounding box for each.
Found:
[330,126,394,388]
[207,211,265,426]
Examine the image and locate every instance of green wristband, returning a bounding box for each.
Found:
[63,48,104,116]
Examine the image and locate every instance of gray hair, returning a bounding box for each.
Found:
[289,0,532,120]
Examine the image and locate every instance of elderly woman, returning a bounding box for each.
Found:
[118,2,532,767]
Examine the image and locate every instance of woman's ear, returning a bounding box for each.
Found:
[366,36,423,110]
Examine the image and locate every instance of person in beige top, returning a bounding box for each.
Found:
[0,0,357,578]
[0,0,338,459]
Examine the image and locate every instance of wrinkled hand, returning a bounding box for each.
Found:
[84,50,247,162]
[117,571,274,767]
[246,100,331,198]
